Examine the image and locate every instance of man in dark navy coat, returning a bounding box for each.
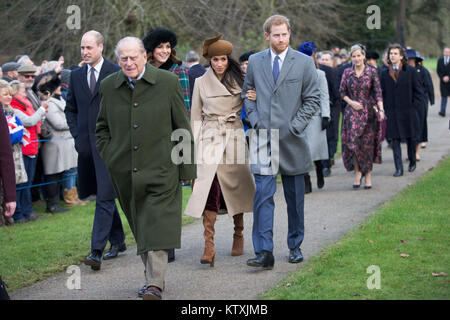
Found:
[65,30,126,270]
[380,44,423,177]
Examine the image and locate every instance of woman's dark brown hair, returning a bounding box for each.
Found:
[211,55,244,92]
[387,43,407,65]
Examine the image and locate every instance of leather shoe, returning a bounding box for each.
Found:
[84,250,102,270]
[103,242,127,260]
[393,169,403,177]
[247,251,274,270]
[438,111,445,117]
[408,162,416,172]
[289,247,304,263]
[322,167,331,177]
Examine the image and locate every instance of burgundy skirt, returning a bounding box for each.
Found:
[204,175,222,212]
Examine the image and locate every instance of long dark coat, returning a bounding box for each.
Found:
[437,56,450,97]
[96,63,196,254]
[380,64,424,140]
[65,58,120,200]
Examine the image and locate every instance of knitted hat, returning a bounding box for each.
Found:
[60,69,71,86]
[239,50,255,63]
[202,35,233,60]
[142,27,178,54]
[298,41,317,57]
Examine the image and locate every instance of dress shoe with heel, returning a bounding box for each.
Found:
[84,250,102,270]
[247,251,274,270]
[103,242,127,260]
[289,247,304,263]
[393,169,403,177]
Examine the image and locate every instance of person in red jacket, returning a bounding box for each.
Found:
[10,80,48,223]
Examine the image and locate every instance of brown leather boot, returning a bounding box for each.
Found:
[200,210,217,267]
[63,189,78,207]
[72,187,88,206]
[231,213,244,256]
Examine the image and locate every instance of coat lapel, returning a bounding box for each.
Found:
[262,49,275,90]
[80,64,91,96]
[274,47,295,91]
[203,68,232,97]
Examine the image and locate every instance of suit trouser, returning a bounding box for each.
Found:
[252,174,305,254]
[91,199,125,252]
[140,250,168,290]
[391,138,416,171]
[441,96,448,114]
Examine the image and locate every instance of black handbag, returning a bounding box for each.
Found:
[0,276,10,300]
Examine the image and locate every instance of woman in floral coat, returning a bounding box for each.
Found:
[339,44,385,189]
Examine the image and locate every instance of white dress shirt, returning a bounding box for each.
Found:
[87,57,104,88]
[270,46,289,70]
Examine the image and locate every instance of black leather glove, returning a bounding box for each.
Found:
[321,117,330,130]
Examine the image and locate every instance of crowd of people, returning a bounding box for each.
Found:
[1,13,449,300]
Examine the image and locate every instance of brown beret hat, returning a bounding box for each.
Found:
[202,34,233,60]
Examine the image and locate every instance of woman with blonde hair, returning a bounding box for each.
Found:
[340,43,384,189]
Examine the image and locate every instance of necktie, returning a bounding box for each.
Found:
[129,79,136,90]
[273,55,280,83]
[89,67,96,95]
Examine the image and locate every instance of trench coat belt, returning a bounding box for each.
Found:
[203,112,239,135]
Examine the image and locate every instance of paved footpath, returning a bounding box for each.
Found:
[11,103,450,300]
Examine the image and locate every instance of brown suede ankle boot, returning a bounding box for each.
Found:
[200,210,217,267]
[231,213,244,256]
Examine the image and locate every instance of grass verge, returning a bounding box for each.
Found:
[1,187,193,292]
[261,156,450,300]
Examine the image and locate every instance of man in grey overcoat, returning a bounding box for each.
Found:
[242,15,320,269]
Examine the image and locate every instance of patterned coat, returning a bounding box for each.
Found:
[340,65,383,174]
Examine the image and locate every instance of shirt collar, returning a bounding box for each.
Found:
[88,57,104,74]
[270,46,289,64]
[128,65,146,84]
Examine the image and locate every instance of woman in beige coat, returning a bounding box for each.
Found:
[184,35,256,267]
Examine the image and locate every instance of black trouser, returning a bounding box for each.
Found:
[45,172,63,203]
[391,138,416,171]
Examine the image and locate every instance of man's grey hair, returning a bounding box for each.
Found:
[43,61,59,73]
[185,50,200,63]
[17,55,33,66]
[114,37,146,58]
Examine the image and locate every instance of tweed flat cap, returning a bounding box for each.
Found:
[18,64,37,74]
[202,34,233,60]
[2,62,20,72]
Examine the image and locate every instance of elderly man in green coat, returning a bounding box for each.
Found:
[96,36,196,300]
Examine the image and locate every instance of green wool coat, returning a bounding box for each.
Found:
[96,63,196,255]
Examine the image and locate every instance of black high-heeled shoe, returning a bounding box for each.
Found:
[353,175,363,189]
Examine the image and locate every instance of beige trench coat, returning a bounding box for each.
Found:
[184,68,255,218]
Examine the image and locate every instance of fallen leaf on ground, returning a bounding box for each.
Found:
[400,239,407,243]
[400,253,410,258]
[417,237,425,241]
[402,285,407,290]
[432,272,447,277]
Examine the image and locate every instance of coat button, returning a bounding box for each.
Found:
[133,168,138,173]
[133,124,139,129]
[133,102,139,108]
[133,146,138,151]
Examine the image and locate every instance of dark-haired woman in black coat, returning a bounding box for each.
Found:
[380,44,424,177]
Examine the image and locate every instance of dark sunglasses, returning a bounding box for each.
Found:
[22,74,35,79]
